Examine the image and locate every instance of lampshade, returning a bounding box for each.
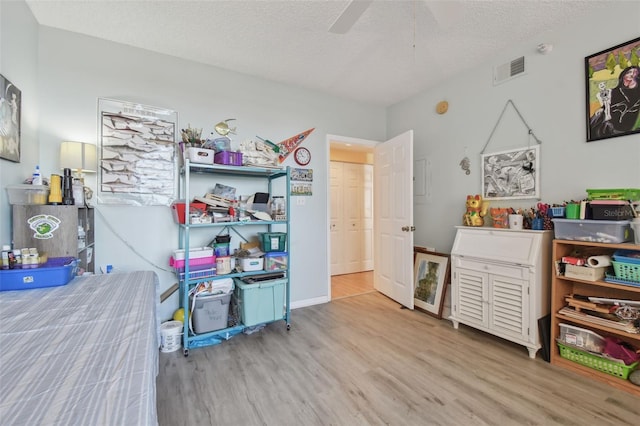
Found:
[60,142,97,176]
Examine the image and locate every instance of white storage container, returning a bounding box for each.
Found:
[559,323,605,353]
[237,257,264,272]
[185,147,215,165]
[6,184,49,205]
[171,247,213,261]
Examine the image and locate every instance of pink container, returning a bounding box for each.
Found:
[169,255,216,270]
[214,151,243,166]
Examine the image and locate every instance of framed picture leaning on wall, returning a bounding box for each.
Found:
[585,37,640,142]
[413,248,450,319]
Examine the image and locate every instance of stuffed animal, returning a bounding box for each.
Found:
[463,194,489,226]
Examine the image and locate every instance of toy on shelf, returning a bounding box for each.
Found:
[463,194,488,227]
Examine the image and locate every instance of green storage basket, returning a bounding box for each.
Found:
[612,260,640,283]
[557,341,638,379]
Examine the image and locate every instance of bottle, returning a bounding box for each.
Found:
[1,245,10,270]
[271,196,285,219]
[78,226,86,249]
[32,165,43,185]
[13,249,22,269]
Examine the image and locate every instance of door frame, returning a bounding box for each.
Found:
[326,134,379,301]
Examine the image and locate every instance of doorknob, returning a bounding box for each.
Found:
[401,226,416,232]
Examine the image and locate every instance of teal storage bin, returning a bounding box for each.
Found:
[234,275,286,327]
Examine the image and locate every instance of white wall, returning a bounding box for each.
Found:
[0,0,39,245]
[389,4,640,253]
[32,25,385,320]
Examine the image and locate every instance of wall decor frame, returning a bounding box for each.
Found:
[0,74,21,162]
[586,37,640,142]
[413,248,450,319]
[481,145,539,200]
[97,98,177,206]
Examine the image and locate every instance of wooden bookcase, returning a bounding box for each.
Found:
[550,239,640,396]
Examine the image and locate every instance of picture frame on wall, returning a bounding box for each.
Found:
[481,145,540,200]
[413,248,450,319]
[0,74,21,163]
[585,37,640,142]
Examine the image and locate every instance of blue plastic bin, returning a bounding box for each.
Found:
[0,257,78,291]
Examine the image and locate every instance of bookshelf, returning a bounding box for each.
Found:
[550,239,640,396]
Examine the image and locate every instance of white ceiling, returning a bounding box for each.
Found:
[25,0,612,107]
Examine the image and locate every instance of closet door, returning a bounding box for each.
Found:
[344,163,362,274]
[330,162,346,275]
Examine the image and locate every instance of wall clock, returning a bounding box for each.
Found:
[294,147,311,166]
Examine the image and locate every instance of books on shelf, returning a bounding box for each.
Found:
[559,306,639,334]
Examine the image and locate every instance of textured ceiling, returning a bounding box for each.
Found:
[25,0,611,107]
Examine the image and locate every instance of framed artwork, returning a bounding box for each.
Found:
[97,98,177,206]
[413,248,450,319]
[481,145,539,200]
[585,37,640,142]
[0,74,21,162]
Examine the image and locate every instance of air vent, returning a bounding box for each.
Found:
[493,56,526,85]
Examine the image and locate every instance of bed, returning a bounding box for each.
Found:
[0,271,159,425]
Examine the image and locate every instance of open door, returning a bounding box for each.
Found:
[373,130,414,309]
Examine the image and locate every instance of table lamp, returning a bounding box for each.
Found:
[59,141,97,183]
[59,141,97,204]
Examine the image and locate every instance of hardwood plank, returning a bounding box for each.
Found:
[157,292,639,426]
[331,271,374,299]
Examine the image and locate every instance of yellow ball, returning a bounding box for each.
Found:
[173,308,185,323]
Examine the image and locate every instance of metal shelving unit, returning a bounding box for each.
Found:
[177,160,291,356]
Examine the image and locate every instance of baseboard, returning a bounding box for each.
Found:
[291,295,329,310]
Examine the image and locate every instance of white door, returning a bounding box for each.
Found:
[374,130,414,309]
[330,162,346,275]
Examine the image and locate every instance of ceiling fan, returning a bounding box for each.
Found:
[328,0,461,35]
[328,0,373,34]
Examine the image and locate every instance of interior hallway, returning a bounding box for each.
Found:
[331,270,375,300]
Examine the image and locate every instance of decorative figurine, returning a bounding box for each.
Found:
[463,194,488,226]
[214,119,237,137]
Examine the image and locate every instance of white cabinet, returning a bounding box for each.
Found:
[450,227,552,358]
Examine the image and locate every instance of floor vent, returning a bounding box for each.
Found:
[493,56,526,85]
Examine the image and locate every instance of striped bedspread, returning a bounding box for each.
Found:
[0,271,159,426]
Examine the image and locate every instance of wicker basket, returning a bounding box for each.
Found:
[557,341,638,379]
[612,260,640,283]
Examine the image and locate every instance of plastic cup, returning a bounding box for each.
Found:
[566,203,580,219]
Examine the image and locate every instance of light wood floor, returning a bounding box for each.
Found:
[157,292,639,425]
[331,271,375,300]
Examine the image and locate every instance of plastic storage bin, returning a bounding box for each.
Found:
[264,251,288,271]
[237,257,264,272]
[552,219,631,243]
[185,147,215,165]
[559,323,606,353]
[0,257,78,291]
[259,232,287,252]
[171,201,207,224]
[214,151,243,166]
[189,291,232,333]
[234,275,286,327]
[557,341,638,379]
[6,184,49,205]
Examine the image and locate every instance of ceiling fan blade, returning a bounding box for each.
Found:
[328,0,373,34]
